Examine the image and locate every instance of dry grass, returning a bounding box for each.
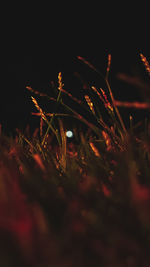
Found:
[0,55,150,266]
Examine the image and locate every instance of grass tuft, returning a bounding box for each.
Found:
[0,55,150,266]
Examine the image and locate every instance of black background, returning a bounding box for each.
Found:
[1,52,150,134]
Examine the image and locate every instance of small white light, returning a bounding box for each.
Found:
[66,130,73,138]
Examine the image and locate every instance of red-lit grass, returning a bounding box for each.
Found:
[0,55,150,266]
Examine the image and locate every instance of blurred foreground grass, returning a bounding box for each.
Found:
[0,55,150,266]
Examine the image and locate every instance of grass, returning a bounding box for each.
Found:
[0,55,150,266]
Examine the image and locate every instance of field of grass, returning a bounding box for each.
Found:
[0,55,150,266]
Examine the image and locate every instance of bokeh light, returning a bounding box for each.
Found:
[66,130,73,138]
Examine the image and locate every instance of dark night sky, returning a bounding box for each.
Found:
[1,52,150,133]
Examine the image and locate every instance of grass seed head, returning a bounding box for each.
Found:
[140,53,150,75]
[85,95,95,114]
[106,54,112,78]
[58,72,64,91]
[31,96,47,122]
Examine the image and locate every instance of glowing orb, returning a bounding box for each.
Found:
[66,130,73,138]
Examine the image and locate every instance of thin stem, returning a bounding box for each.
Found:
[42,90,62,146]
[105,79,127,136]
